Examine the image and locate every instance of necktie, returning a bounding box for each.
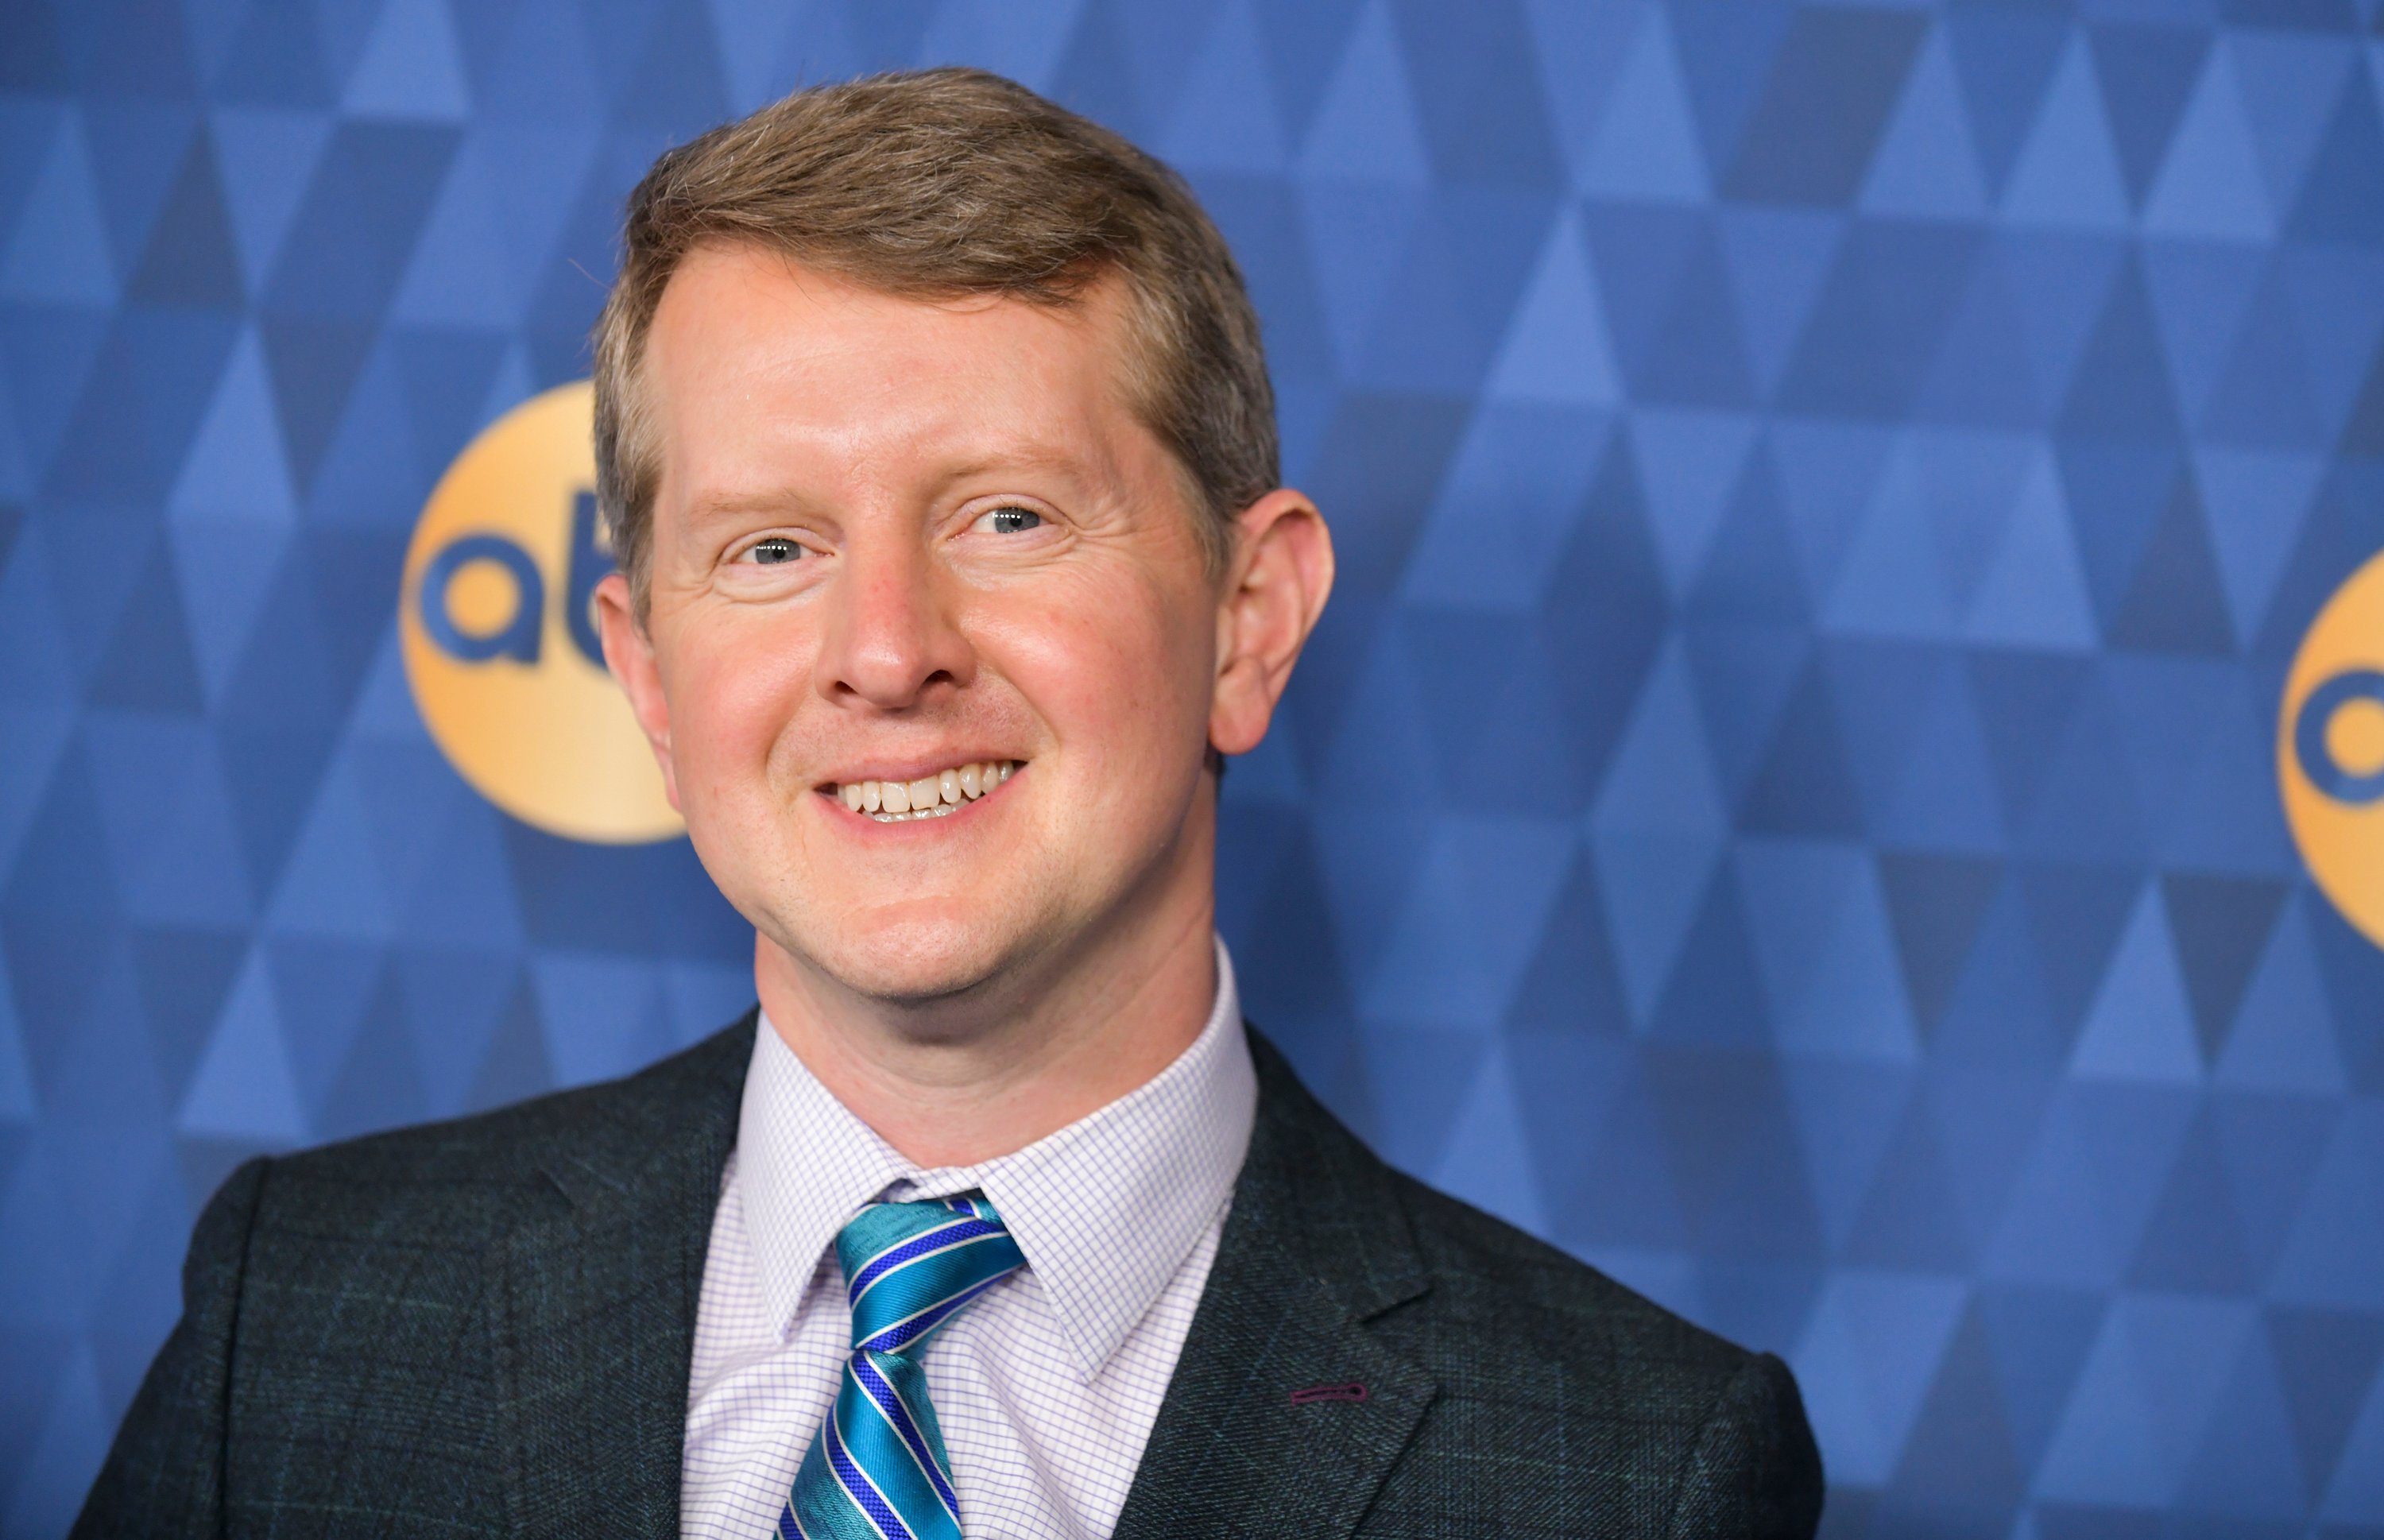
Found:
[779,1195,1026,1540]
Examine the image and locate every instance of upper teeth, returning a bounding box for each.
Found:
[838,761,1016,821]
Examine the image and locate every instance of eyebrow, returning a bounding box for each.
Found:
[679,444,1101,529]
[682,490,814,531]
[928,441,1096,488]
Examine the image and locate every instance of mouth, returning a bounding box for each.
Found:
[826,760,1021,823]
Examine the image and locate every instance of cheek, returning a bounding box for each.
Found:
[664,613,816,793]
[979,569,1213,775]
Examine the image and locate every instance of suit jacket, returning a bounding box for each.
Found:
[77,1012,1823,1538]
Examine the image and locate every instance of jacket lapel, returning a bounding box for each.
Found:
[489,1012,757,1539]
[1113,1029,1440,1540]
[478,1013,1434,1538]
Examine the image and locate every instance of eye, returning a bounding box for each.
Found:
[977,505,1044,535]
[743,536,805,565]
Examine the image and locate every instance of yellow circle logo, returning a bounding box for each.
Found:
[2281,547,2384,949]
[400,381,682,844]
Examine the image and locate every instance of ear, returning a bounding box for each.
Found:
[594,571,683,812]
[1209,488,1335,758]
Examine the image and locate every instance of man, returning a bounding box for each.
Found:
[79,69,1821,1538]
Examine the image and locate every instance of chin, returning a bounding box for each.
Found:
[796,909,1028,1008]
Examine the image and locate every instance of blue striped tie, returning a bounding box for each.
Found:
[779,1195,1026,1540]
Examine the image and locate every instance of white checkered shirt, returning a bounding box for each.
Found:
[680,939,1256,1539]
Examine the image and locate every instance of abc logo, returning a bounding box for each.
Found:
[400,381,681,844]
[2280,548,2384,949]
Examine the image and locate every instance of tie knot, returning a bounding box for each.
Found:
[834,1195,1026,1357]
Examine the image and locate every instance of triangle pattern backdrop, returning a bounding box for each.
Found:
[5,0,2384,1534]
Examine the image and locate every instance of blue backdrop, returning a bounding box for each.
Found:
[6,0,2384,1533]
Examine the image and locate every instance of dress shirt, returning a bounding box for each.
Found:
[680,939,1256,1538]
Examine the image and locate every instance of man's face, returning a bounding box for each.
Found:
[605,246,1230,1007]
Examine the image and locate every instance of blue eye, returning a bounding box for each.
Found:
[748,538,803,564]
[985,507,1043,534]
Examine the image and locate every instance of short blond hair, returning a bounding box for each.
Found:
[591,68,1277,613]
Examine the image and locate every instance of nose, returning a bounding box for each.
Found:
[814,530,974,710]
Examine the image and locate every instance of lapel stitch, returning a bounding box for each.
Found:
[1111,1027,1440,1539]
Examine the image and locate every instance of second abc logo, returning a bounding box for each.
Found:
[2280,547,2384,950]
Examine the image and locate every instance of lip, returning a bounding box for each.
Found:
[815,761,1026,824]
[812,755,1025,791]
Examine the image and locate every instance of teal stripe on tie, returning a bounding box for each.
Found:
[783,1425,884,1540]
[851,1245,1019,1355]
[781,1197,1026,1540]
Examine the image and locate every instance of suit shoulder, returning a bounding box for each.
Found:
[253,1015,753,1236]
[1244,1027,1762,1400]
[1386,1166,1756,1399]
[1367,1170,1823,1534]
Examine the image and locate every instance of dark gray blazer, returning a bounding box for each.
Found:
[77,1014,1822,1538]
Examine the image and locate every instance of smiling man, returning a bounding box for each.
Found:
[79,70,1821,1539]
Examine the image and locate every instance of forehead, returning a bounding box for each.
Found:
[639,245,1151,493]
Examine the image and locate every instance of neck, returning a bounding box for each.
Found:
[752,844,1221,1170]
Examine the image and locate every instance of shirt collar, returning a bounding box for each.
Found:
[734,937,1256,1383]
